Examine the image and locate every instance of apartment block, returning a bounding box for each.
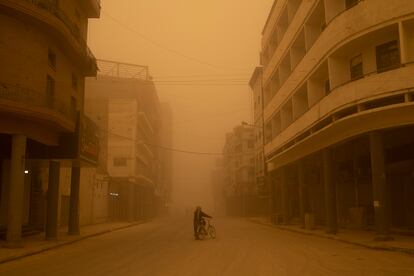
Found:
[0,0,100,246]
[85,60,170,222]
[251,0,414,236]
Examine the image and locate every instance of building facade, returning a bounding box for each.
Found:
[85,60,170,222]
[252,0,414,236]
[249,68,268,216]
[222,124,256,216]
[0,0,100,246]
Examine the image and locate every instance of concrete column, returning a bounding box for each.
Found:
[143,187,148,219]
[280,168,289,224]
[322,149,337,234]
[369,132,392,239]
[241,185,246,217]
[5,135,27,247]
[298,161,306,228]
[45,161,60,240]
[128,182,135,222]
[267,176,273,222]
[0,161,10,230]
[399,21,408,64]
[68,165,80,235]
[139,188,144,219]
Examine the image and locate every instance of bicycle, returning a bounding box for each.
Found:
[197,218,216,240]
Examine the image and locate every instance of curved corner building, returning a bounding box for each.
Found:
[0,0,100,245]
[251,0,414,236]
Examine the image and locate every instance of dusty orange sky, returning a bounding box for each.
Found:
[88,0,273,212]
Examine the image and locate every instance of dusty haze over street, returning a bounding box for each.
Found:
[1,0,414,275]
[87,0,274,210]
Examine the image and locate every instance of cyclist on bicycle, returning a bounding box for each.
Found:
[193,206,212,240]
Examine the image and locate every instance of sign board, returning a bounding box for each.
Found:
[25,112,99,166]
[79,114,99,165]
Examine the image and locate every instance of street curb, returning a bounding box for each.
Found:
[0,220,150,265]
[248,219,414,256]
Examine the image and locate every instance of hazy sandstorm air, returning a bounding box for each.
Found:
[87,0,274,212]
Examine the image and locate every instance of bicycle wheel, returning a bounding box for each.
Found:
[197,225,207,240]
[208,226,216,239]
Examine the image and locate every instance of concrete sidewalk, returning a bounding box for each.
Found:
[249,217,414,255]
[0,221,148,264]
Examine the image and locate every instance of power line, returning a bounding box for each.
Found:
[153,73,251,79]
[101,10,251,72]
[96,125,255,157]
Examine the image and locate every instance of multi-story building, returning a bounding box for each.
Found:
[249,68,268,216]
[222,124,255,216]
[85,60,169,222]
[252,0,414,237]
[0,0,100,246]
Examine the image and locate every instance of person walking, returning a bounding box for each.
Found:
[193,206,212,240]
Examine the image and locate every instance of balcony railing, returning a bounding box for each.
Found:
[0,82,76,122]
[23,0,97,68]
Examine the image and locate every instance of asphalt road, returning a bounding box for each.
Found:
[0,217,413,276]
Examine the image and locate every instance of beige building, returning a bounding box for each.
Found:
[85,60,169,222]
[0,0,100,246]
[249,68,268,216]
[159,103,173,213]
[251,0,414,237]
[222,124,255,216]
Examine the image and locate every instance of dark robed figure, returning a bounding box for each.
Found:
[193,206,212,240]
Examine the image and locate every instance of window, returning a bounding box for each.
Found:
[350,54,363,80]
[113,158,127,167]
[346,0,360,9]
[72,74,78,90]
[46,75,55,107]
[376,40,401,72]
[48,49,56,69]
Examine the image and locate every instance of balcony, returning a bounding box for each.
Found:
[82,0,101,18]
[265,65,414,168]
[264,0,414,118]
[0,0,98,75]
[0,82,76,131]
